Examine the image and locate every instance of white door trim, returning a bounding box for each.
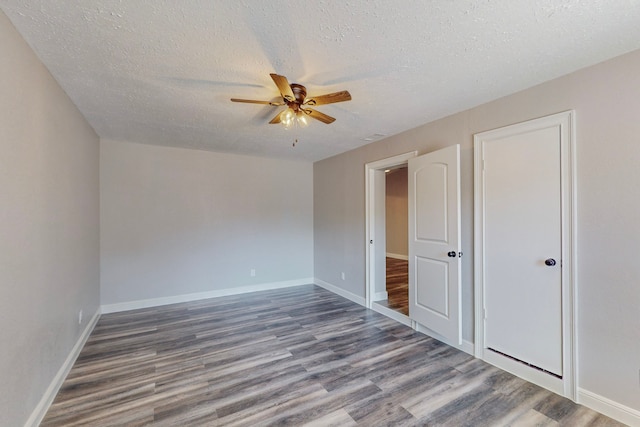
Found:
[365,151,417,308]
[473,110,577,400]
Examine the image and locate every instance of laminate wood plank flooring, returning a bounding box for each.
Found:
[42,285,623,426]
[377,257,409,316]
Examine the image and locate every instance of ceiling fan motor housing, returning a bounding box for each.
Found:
[289,83,307,109]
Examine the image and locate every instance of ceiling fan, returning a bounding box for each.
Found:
[231,73,351,128]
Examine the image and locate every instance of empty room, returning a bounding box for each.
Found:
[2,1,640,426]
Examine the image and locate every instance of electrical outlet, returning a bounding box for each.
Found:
[78,310,83,325]
[250,269,256,277]
[341,272,346,280]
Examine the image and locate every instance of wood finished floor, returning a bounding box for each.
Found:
[42,285,624,426]
[377,257,409,316]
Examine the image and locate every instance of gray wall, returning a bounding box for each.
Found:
[100,140,314,306]
[0,11,100,427]
[385,168,408,257]
[314,49,640,411]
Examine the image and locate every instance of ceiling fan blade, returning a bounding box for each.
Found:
[270,73,295,101]
[305,90,351,106]
[230,98,284,106]
[269,111,283,124]
[305,108,336,124]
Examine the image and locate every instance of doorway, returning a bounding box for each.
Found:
[365,152,416,326]
[378,167,409,316]
[473,111,576,399]
[365,146,462,346]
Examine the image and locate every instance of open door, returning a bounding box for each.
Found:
[408,144,462,344]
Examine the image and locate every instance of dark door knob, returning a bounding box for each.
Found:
[545,258,556,266]
[447,251,456,258]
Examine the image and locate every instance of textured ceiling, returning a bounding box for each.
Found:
[2,1,640,161]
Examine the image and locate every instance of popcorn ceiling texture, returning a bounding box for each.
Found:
[2,0,640,161]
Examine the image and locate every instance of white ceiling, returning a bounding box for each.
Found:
[2,1,640,162]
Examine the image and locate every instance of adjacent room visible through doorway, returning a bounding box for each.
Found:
[366,153,414,324]
[380,256,408,315]
[384,166,408,316]
[374,166,409,317]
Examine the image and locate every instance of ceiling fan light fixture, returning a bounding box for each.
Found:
[296,110,309,128]
[281,107,310,130]
[281,108,296,130]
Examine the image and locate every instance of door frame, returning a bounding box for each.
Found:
[365,151,417,325]
[473,110,577,399]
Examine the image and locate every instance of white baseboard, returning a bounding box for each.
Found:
[371,302,412,327]
[414,322,475,356]
[372,291,388,301]
[101,278,314,314]
[386,253,408,260]
[313,278,366,306]
[312,281,474,357]
[461,339,475,355]
[578,388,640,426]
[25,308,101,427]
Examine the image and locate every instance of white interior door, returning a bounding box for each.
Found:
[408,145,461,344]
[482,127,563,376]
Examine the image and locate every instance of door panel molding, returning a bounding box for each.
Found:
[473,110,576,400]
[415,256,449,317]
[415,163,449,243]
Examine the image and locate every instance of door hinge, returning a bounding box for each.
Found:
[483,308,487,319]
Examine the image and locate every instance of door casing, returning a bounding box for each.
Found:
[473,110,577,399]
